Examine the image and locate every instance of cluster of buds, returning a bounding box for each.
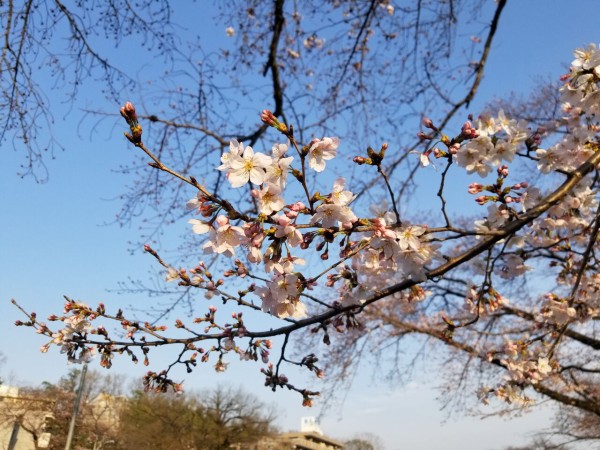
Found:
[460,120,479,140]
[353,142,388,166]
[301,390,320,407]
[261,363,289,391]
[224,259,249,278]
[525,127,546,152]
[300,353,325,378]
[120,102,143,144]
[143,370,184,394]
[413,117,468,167]
[260,109,289,135]
[469,165,529,206]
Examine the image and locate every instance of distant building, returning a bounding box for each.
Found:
[276,430,344,449]
[0,386,52,450]
[232,417,344,450]
[0,386,123,450]
[300,416,323,434]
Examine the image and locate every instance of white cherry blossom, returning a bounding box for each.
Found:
[227,145,272,187]
[308,137,338,172]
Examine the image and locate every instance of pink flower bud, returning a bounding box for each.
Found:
[417,131,432,142]
[215,215,229,227]
[449,143,460,154]
[120,102,137,121]
[497,165,509,177]
[422,117,438,131]
[260,110,277,126]
[461,121,478,139]
[290,201,305,212]
[468,183,483,194]
[285,209,298,219]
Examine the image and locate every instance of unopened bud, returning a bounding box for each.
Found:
[353,156,371,165]
[417,131,433,142]
[475,195,488,205]
[260,110,288,134]
[422,117,438,131]
[468,182,484,194]
[120,102,137,122]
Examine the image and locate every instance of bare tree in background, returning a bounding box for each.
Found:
[117,385,277,450]
[0,0,176,181]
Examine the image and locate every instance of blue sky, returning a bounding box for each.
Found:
[1,2,599,448]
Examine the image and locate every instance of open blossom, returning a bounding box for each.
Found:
[255,275,307,319]
[537,357,552,376]
[456,134,494,176]
[395,225,425,252]
[486,204,509,227]
[310,203,357,228]
[369,200,397,225]
[188,219,211,235]
[217,139,245,172]
[253,182,285,215]
[498,254,531,279]
[308,137,339,172]
[487,138,517,166]
[266,153,294,187]
[165,267,180,282]
[330,177,354,205]
[541,295,577,325]
[214,359,229,372]
[274,215,303,247]
[371,217,396,240]
[571,43,600,75]
[221,337,235,351]
[202,215,244,257]
[536,147,560,173]
[224,144,272,187]
[270,273,300,299]
[412,148,436,168]
[264,248,305,274]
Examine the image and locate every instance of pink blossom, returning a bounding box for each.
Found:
[308,137,339,172]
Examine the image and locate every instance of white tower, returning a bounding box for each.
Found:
[300,416,323,435]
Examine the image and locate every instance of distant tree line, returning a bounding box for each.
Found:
[0,369,276,450]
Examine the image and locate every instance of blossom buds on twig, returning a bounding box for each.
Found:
[120,101,143,144]
[422,116,438,131]
[260,110,288,134]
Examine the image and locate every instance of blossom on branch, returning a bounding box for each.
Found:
[307,137,339,172]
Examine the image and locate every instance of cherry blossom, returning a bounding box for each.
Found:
[307,136,339,172]
[223,144,272,187]
[310,203,357,229]
[253,182,285,215]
